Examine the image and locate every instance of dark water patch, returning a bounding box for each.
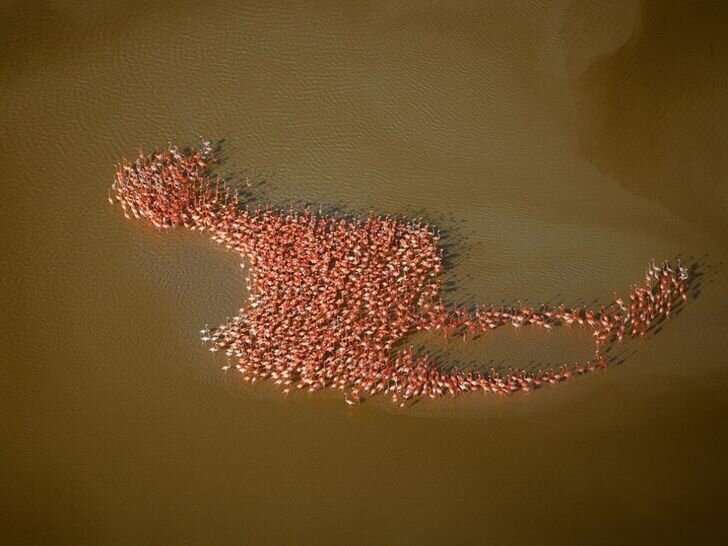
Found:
[572,0,728,246]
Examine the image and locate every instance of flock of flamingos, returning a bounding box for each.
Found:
[110,142,689,406]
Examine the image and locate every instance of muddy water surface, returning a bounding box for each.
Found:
[2,1,727,544]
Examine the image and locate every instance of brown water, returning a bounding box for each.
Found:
[2,1,728,544]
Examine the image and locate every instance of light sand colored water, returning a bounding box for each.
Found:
[2,1,727,544]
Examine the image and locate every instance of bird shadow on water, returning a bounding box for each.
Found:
[191,139,718,382]
[596,255,719,374]
[645,254,718,335]
[406,254,718,378]
[197,137,277,207]
[206,137,475,272]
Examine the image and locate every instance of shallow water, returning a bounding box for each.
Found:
[2,1,727,544]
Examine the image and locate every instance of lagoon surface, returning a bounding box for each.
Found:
[2,1,728,544]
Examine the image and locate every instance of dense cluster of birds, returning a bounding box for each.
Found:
[111,143,689,406]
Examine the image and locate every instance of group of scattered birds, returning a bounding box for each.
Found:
[111,142,689,406]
